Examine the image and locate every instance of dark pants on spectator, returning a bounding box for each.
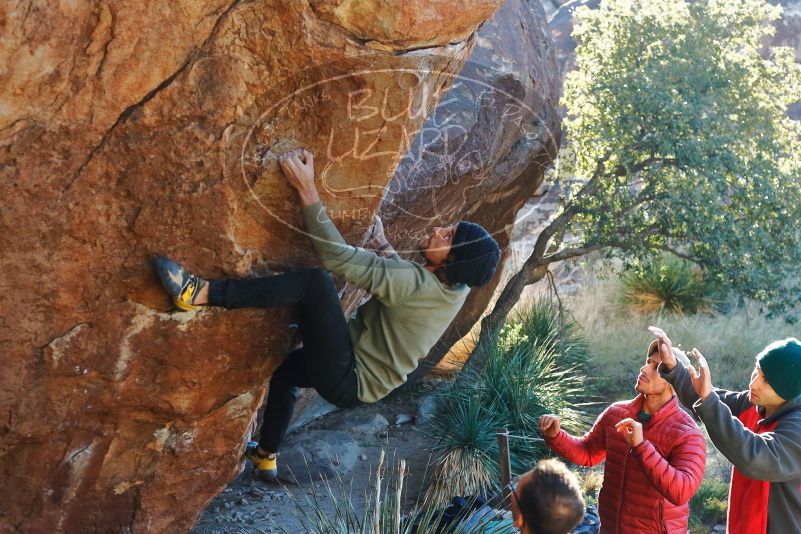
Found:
[208,268,360,453]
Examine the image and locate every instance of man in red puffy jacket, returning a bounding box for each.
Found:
[539,339,706,533]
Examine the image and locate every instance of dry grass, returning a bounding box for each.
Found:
[424,448,497,506]
[560,259,798,396]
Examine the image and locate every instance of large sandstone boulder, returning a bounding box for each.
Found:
[549,0,600,82]
[542,0,569,19]
[0,1,516,532]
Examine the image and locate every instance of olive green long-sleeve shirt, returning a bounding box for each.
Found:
[302,202,469,403]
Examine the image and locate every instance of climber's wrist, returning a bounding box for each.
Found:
[298,187,321,207]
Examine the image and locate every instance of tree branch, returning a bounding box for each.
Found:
[462,155,675,372]
[626,156,679,176]
[546,268,565,315]
[654,244,701,263]
[539,243,607,264]
[529,155,610,262]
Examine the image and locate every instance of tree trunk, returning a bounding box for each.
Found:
[462,263,549,372]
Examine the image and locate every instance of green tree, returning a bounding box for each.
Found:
[469,0,801,367]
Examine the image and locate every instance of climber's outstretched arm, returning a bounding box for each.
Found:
[278,148,419,304]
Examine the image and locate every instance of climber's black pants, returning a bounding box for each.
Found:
[208,268,361,453]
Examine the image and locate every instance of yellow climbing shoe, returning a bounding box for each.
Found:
[153,256,205,311]
[245,441,278,482]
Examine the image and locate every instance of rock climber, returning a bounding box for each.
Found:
[153,147,500,481]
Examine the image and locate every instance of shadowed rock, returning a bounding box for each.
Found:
[275,430,359,485]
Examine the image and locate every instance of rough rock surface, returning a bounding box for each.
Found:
[416,393,439,424]
[549,0,600,82]
[542,0,570,19]
[770,1,801,118]
[309,0,502,50]
[346,413,390,441]
[773,1,801,63]
[0,1,517,532]
[275,430,359,485]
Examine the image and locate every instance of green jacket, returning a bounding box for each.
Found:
[302,202,470,403]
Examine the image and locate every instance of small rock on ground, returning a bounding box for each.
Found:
[347,413,390,440]
[416,394,438,424]
[395,413,414,426]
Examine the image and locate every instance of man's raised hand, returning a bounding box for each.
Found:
[688,348,713,400]
[278,148,320,207]
[648,325,677,370]
[539,414,562,439]
[615,418,644,447]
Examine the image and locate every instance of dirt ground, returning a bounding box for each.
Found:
[191,383,441,534]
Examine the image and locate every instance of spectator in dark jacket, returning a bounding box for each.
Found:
[650,326,801,534]
[540,340,706,533]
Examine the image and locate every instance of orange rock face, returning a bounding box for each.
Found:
[0,0,558,532]
[309,0,502,49]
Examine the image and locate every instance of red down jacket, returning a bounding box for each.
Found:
[545,395,706,534]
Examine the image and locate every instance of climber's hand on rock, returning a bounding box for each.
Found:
[371,215,385,240]
[365,215,387,250]
[279,148,320,206]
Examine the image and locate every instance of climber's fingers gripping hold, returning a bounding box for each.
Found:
[278,148,320,207]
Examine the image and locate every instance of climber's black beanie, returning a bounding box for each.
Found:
[444,222,501,287]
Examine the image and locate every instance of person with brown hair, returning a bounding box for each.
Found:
[511,458,586,534]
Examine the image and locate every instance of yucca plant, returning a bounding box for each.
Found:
[502,298,590,367]
[426,323,590,505]
[277,449,515,534]
[473,339,589,471]
[425,392,502,504]
[620,254,715,315]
